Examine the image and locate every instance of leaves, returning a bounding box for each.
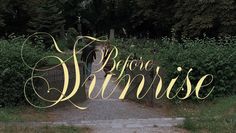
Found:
[0,38,46,107]
[27,0,65,36]
[115,36,236,100]
[174,0,236,38]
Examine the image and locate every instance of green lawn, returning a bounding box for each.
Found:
[0,107,22,122]
[0,106,47,122]
[0,107,90,133]
[169,96,236,133]
[0,125,90,133]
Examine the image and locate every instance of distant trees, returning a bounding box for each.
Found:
[174,0,236,38]
[0,11,5,29]
[79,0,107,34]
[0,0,235,38]
[130,0,176,37]
[0,0,30,37]
[62,0,84,28]
[27,0,65,38]
[79,0,134,36]
[0,0,7,28]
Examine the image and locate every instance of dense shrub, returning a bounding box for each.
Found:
[157,37,236,99]
[112,39,159,60]
[0,38,46,107]
[114,37,236,100]
[66,28,79,50]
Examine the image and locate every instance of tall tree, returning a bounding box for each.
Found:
[174,0,236,38]
[62,0,84,27]
[0,1,6,29]
[130,0,176,37]
[80,0,108,34]
[0,0,30,36]
[27,0,65,37]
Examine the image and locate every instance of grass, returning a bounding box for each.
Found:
[0,107,90,132]
[0,107,22,122]
[0,106,49,122]
[0,125,90,133]
[168,96,236,133]
[1,95,235,133]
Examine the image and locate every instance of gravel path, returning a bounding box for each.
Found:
[43,48,187,133]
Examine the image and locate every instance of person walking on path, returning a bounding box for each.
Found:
[102,44,113,77]
[81,44,96,79]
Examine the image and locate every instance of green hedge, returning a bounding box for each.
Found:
[157,37,236,99]
[0,38,45,107]
[114,37,236,100]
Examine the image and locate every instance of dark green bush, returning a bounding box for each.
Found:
[66,28,82,50]
[0,38,46,107]
[114,37,236,100]
[156,37,236,99]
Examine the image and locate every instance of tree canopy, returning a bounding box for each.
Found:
[0,0,235,38]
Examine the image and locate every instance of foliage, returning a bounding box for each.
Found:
[131,0,176,37]
[113,38,161,61]
[66,27,79,50]
[26,0,66,49]
[114,37,236,100]
[157,37,236,99]
[0,38,46,107]
[0,0,31,36]
[62,0,92,33]
[27,0,65,38]
[0,16,5,28]
[0,0,235,38]
[174,0,236,38]
[0,0,7,28]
